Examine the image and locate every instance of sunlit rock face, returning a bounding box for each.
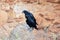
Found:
[21,0,60,4]
[13,2,28,18]
[0,3,10,11]
[0,10,8,26]
[47,0,60,3]
[9,22,36,40]
[0,0,60,40]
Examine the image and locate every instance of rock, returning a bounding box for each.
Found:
[0,10,8,26]
[21,0,60,4]
[0,3,10,11]
[47,0,60,3]
[49,23,60,33]
[0,0,60,40]
[5,0,17,5]
[9,22,36,40]
[7,9,16,19]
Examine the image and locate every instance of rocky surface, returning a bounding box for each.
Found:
[0,0,60,40]
[0,10,8,26]
[9,22,35,40]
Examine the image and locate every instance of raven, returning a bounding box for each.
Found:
[22,10,38,30]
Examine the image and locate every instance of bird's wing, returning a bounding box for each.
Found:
[27,16,37,25]
[30,16,38,25]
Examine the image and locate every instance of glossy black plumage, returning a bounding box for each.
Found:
[22,10,38,30]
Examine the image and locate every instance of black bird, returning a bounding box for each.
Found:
[22,10,38,30]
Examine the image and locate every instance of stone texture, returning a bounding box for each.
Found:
[9,22,36,40]
[0,0,60,40]
[0,10,8,26]
[21,0,60,4]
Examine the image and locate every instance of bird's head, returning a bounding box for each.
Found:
[22,10,27,13]
[22,10,29,15]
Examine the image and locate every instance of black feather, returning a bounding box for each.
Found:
[22,10,38,30]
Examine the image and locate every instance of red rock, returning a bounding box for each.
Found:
[0,10,8,26]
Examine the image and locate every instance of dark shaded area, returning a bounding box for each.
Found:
[22,10,38,30]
